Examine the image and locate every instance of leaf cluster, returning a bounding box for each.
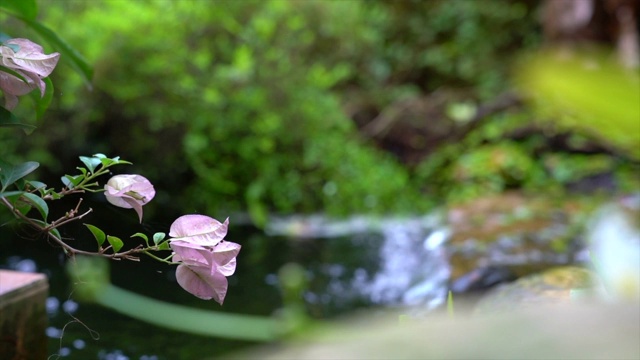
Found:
[0,154,167,259]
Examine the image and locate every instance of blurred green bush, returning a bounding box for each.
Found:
[1,0,545,222]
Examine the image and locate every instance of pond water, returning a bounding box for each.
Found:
[2,190,609,359]
[0,207,453,359]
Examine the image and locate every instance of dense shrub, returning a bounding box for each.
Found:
[1,0,544,222]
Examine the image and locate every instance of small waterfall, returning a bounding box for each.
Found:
[267,214,451,315]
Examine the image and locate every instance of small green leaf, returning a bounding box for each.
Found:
[44,188,61,199]
[131,232,149,246]
[93,153,107,159]
[21,192,49,220]
[61,174,84,189]
[26,180,46,191]
[84,224,106,247]
[79,156,102,173]
[99,158,115,167]
[152,232,166,245]
[48,227,61,240]
[0,160,40,192]
[157,242,171,251]
[107,235,124,253]
[30,219,61,240]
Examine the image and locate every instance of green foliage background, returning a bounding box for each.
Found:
[3,0,635,224]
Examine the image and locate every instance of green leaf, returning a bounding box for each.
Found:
[48,227,61,240]
[84,224,106,247]
[29,77,54,120]
[99,158,116,167]
[20,192,49,220]
[0,160,39,192]
[26,180,47,191]
[30,218,61,240]
[61,174,84,189]
[39,187,61,199]
[131,232,149,247]
[157,241,171,251]
[153,232,166,245]
[107,235,124,253]
[15,203,32,216]
[0,65,28,83]
[0,106,37,132]
[0,0,37,21]
[20,18,93,86]
[0,190,24,199]
[79,156,102,173]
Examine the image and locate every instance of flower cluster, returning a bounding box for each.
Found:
[168,215,241,304]
[0,38,60,109]
[103,175,240,303]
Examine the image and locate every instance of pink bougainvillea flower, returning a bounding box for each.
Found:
[171,240,240,274]
[104,174,155,223]
[0,38,60,109]
[171,239,241,303]
[168,215,240,303]
[175,263,230,303]
[169,215,229,248]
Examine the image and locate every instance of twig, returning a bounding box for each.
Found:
[0,196,149,261]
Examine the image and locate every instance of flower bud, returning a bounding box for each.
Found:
[104,174,155,222]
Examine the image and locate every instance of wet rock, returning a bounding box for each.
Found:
[445,192,591,290]
[473,266,596,314]
[450,265,517,293]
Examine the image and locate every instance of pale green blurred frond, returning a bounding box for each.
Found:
[516,49,640,159]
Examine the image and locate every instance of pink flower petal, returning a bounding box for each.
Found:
[170,241,212,267]
[103,174,155,223]
[122,197,144,223]
[169,215,228,246]
[175,264,228,303]
[212,241,241,271]
[2,38,60,77]
[218,257,237,277]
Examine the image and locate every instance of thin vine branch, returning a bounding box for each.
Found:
[0,195,161,260]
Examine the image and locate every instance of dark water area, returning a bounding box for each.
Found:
[0,192,290,359]
[2,190,609,359]
[1,192,448,359]
[0,226,280,359]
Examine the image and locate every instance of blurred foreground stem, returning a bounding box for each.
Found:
[98,284,278,341]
